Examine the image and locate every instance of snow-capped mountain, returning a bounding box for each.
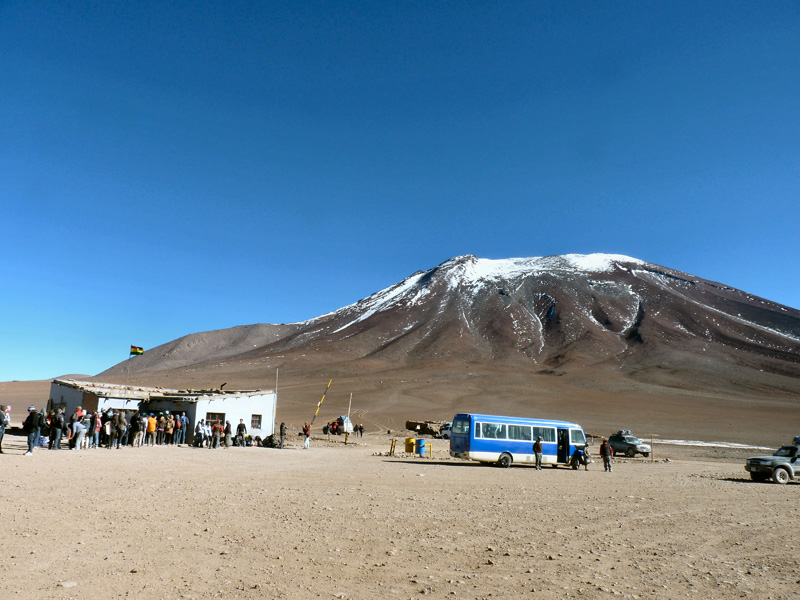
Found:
[101,253,800,381]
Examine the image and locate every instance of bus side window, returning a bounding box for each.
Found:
[533,427,556,442]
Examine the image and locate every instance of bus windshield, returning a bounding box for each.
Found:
[570,429,587,445]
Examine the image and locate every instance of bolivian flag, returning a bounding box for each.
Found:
[130,345,144,356]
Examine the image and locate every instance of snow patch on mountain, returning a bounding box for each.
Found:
[447,254,645,291]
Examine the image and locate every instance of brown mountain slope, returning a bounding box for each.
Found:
[94,254,800,446]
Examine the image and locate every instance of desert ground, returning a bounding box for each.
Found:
[1,376,798,600]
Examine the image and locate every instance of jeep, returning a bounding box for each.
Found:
[608,430,651,457]
[745,437,800,484]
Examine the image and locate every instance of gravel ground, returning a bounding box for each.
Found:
[0,432,797,600]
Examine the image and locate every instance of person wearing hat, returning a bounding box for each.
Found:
[146,413,157,446]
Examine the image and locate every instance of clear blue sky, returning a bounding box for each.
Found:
[2,1,798,381]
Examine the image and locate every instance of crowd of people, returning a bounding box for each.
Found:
[18,405,195,454]
[321,419,364,436]
[7,405,360,455]
[191,417,256,448]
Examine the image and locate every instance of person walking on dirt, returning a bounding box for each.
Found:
[279,422,286,449]
[533,436,543,470]
[600,438,613,472]
[302,422,311,449]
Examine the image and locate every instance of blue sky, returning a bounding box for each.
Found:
[2,1,799,381]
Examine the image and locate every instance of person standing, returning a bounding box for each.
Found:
[0,405,9,453]
[204,420,212,448]
[236,419,247,447]
[179,412,189,444]
[80,411,92,449]
[33,408,46,449]
[90,411,101,448]
[108,411,118,449]
[23,406,39,455]
[165,414,174,445]
[50,408,65,450]
[533,436,543,470]
[146,413,157,446]
[279,422,286,449]
[172,414,181,445]
[600,438,613,472]
[156,413,167,445]
[224,420,232,448]
[117,410,129,448]
[194,419,204,447]
[132,413,144,447]
[302,422,311,449]
[71,412,86,451]
[211,421,223,449]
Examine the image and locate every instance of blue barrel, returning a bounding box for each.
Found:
[415,438,426,455]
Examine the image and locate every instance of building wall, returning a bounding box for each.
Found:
[48,382,276,445]
[49,383,85,416]
[138,393,276,444]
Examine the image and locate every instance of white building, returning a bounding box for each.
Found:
[49,379,277,442]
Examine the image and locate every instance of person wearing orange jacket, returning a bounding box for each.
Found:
[145,413,157,446]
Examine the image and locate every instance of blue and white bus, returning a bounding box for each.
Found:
[449,413,589,468]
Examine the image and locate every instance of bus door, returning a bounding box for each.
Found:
[557,428,569,464]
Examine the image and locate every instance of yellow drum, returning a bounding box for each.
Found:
[405,437,415,453]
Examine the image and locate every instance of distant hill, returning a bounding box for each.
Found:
[96,254,800,445]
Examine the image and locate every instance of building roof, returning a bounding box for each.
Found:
[51,379,273,403]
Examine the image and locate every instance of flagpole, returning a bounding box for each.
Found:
[309,379,332,427]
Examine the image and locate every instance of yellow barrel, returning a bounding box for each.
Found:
[405,437,415,453]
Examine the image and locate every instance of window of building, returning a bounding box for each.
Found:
[206,412,225,425]
[251,414,262,429]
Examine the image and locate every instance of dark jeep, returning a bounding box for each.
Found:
[745,437,800,484]
[608,430,651,458]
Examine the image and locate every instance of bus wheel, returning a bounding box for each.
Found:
[497,453,512,468]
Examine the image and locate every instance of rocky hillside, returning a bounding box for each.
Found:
[100,253,800,380]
